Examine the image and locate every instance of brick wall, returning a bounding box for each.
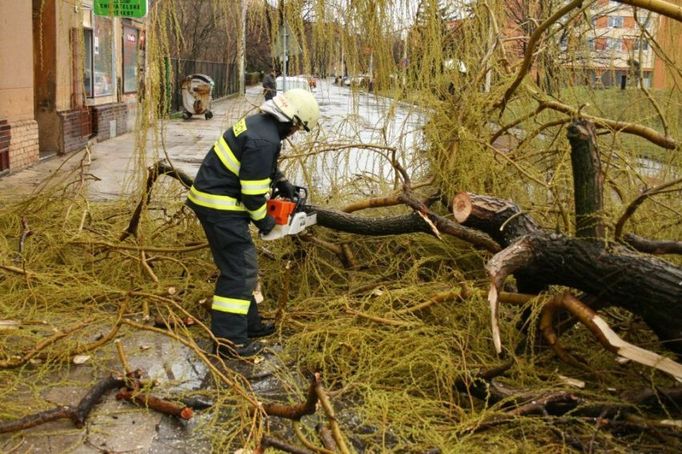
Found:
[59,108,91,154]
[92,103,128,142]
[0,120,10,172]
[7,120,39,172]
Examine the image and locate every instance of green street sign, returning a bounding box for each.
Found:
[94,0,148,18]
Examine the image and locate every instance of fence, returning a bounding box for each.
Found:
[167,58,239,113]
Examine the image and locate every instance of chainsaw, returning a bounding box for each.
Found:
[261,186,317,241]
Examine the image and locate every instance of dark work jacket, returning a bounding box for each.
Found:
[187,113,284,232]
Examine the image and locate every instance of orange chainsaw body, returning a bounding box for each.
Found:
[267,199,297,225]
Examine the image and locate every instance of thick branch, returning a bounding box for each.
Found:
[540,99,677,149]
[614,176,682,240]
[458,193,682,355]
[116,389,194,420]
[568,120,605,239]
[0,374,126,433]
[497,0,584,111]
[616,0,682,22]
[624,233,682,255]
[72,374,127,427]
[121,160,194,241]
[262,373,320,420]
[305,204,501,252]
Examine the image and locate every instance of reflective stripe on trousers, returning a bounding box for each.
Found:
[191,208,258,344]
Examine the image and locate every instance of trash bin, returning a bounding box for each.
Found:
[180,74,214,120]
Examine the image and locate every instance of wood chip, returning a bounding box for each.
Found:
[72,354,91,365]
[558,374,585,389]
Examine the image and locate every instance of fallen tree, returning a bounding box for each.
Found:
[133,120,682,379]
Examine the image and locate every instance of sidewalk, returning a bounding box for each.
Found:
[0,89,263,200]
[0,89,270,454]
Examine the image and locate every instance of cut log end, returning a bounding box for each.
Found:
[452,192,472,223]
[180,407,194,420]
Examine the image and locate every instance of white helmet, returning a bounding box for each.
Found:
[273,88,320,131]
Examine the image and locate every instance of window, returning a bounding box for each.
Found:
[633,38,650,51]
[83,14,114,98]
[607,37,622,50]
[122,27,139,93]
[608,16,624,28]
[84,29,94,97]
[633,11,655,30]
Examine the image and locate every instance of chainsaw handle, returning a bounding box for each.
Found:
[293,186,307,210]
[271,185,307,204]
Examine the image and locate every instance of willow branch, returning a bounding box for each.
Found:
[558,293,682,380]
[497,0,584,112]
[0,319,91,369]
[116,389,193,420]
[257,436,312,454]
[314,380,351,454]
[0,264,37,279]
[121,319,263,409]
[615,0,682,22]
[341,194,402,213]
[19,217,32,255]
[344,304,419,327]
[539,99,677,149]
[293,422,336,454]
[623,233,682,255]
[489,105,546,146]
[614,176,682,240]
[70,240,208,254]
[262,373,320,420]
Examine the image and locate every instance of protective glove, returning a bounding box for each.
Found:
[260,224,287,241]
[275,179,296,199]
[254,215,276,236]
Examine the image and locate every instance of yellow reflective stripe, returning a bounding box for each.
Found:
[248,203,267,221]
[241,178,272,195]
[188,186,246,212]
[233,118,247,137]
[213,136,240,176]
[212,295,250,315]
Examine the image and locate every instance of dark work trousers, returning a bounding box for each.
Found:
[192,207,264,345]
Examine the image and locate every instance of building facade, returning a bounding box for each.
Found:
[0,0,145,175]
[564,0,681,90]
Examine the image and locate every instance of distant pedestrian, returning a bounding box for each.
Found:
[262,67,277,101]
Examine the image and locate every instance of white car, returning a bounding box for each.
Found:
[276,76,313,93]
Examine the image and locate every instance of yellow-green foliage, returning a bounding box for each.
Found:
[2,0,682,452]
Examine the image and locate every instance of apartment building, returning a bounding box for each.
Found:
[572,0,681,89]
[0,0,146,175]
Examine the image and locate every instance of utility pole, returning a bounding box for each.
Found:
[238,0,247,95]
[279,1,288,92]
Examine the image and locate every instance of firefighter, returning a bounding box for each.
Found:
[187,89,320,358]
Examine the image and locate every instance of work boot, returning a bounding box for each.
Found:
[215,340,264,358]
[248,321,276,338]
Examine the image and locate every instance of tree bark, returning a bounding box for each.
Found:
[457,195,682,356]
[568,120,605,239]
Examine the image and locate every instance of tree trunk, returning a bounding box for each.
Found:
[455,194,682,356]
[568,120,605,239]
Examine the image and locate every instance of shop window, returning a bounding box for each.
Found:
[84,29,94,97]
[123,27,139,93]
[84,15,114,98]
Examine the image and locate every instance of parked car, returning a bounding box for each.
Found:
[276,76,312,93]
